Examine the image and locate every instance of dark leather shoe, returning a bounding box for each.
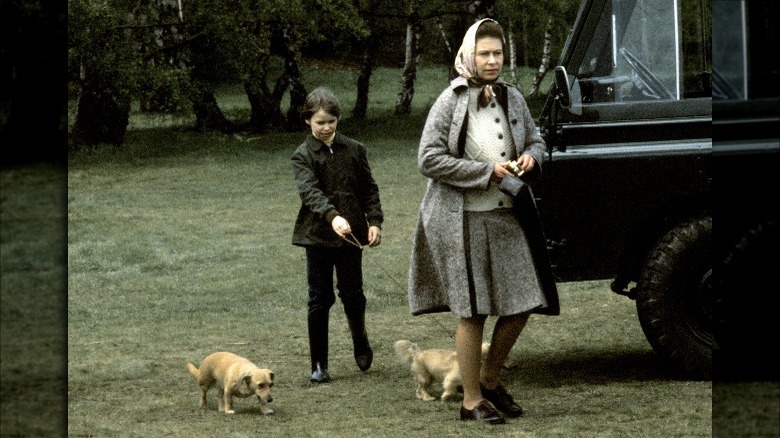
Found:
[460,400,505,424]
[310,363,330,383]
[355,346,373,372]
[481,384,523,418]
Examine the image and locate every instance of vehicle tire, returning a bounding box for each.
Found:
[636,216,712,380]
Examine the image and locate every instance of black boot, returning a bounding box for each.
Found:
[354,343,373,372]
[308,309,330,383]
[310,362,330,383]
[346,308,373,372]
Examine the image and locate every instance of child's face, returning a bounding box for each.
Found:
[306,109,338,142]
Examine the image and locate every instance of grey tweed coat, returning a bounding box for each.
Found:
[406,76,559,317]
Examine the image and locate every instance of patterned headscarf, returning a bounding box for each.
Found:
[454,18,503,108]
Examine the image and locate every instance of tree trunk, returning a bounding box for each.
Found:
[244,73,288,133]
[530,17,553,97]
[187,75,232,133]
[353,35,376,120]
[395,3,421,116]
[283,28,307,131]
[435,17,458,81]
[70,65,131,149]
[181,30,232,133]
[436,17,454,58]
[244,48,288,132]
[507,20,521,91]
[520,16,530,67]
[139,2,186,114]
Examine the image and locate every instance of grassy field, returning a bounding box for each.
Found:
[65,129,713,437]
[60,64,713,437]
[3,63,771,437]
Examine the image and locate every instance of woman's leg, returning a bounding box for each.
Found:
[456,315,488,409]
[481,312,530,388]
[477,311,530,418]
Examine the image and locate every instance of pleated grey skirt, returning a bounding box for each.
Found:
[458,209,548,317]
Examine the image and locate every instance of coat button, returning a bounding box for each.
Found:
[495,118,500,123]
[498,133,503,139]
[501,152,506,156]
[491,102,496,108]
[498,201,504,207]
[511,119,518,124]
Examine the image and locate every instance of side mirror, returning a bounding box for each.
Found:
[554,66,571,109]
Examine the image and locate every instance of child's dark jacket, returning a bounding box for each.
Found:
[292,133,383,247]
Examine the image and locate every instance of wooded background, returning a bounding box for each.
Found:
[1,0,581,158]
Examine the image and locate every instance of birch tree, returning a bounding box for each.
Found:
[507,20,521,90]
[395,0,422,115]
[529,17,553,96]
[497,0,579,97]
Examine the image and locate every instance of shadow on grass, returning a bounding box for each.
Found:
[509,348,690,387]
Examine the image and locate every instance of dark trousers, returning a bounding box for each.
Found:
[305,245,367,370]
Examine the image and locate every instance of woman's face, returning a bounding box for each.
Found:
[475,36,503,81]
[306,109,338,142]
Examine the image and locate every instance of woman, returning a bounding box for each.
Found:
[407,19,559,424]
[291,87,383,384]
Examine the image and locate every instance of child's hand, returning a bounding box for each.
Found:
[368,226,381,247]
[331,215,351,237]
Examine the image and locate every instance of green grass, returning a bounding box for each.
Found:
[4,63,770,437]
[61,64,716,437]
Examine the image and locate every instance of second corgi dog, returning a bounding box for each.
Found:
[394,340,490,401]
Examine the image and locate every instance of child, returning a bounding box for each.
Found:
[291,87,384,383]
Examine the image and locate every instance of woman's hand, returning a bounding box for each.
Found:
[491,162,512,183]
[516,154,536,172]
[331,215,351,237]
[368,226,381,247]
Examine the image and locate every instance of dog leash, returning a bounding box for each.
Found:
[342,232,456,339]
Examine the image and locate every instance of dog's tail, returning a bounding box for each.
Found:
[186,362,199,380]
[393,339,419,365]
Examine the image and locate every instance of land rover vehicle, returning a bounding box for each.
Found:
[536,0,779,380]
[535,0,714,379]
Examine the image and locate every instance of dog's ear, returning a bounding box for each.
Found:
[269,371,275,382]
[234,374,251,392]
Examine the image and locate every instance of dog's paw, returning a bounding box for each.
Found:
[226,409,235,414]
[261,407,274,415]
[502,358,519,369]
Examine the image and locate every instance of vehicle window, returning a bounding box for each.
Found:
[573,0,711,104]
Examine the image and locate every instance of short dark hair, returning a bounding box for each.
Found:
[476,20,504,43]
[301,87,341,120]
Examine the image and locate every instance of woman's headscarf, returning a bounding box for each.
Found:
[454,18,503,108]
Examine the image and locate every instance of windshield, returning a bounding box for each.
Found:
[571,0,711,104]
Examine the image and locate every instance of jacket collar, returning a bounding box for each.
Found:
[305,133,342,152]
